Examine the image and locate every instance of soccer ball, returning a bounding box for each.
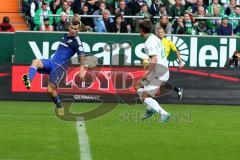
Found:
[142,58,150,69]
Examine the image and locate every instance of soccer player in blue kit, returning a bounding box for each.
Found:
[22,20,85,114]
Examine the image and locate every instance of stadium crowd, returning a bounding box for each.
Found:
[20,0,240,35]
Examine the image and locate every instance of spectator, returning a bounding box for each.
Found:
[116,0,133,32]
[66,0,73,8]
[172,16,185,34]
[158,4,168,16]
[99,0,111,11]
[95,9,115,32]
[84,0,99,14]
[149,0,169,16]
[193,6,211,34]
[145,0,153,7]
[187,0,207,13]
[149,0,161,16]
[216,15,233,35]
[22,0,31,15]
[185,0,197,8]
[113,14,128,33]
[71,0,85,14]
[207,0,225,15]
[55,12,70,31]
[134,4,152,32]
[40,16,54,31]
[49,0,61,14]
[72,14,86,32]
[136,4,151,17]
[93,2,106,26]
[225,0,237,15]
[108,0,117,15]
[169,0,186,18]
[80,4,94,31]
[229,5,240,29]
[33,0,53,31]
[183,12,198,34]
[221,0,234,9]
[169,0,186,5]
[233,21,240,35]
[155,14,172,34]
[72,13,80,22]
[28,0,39,30]
[193,5,210,16]
[55,1,74,23]
[207,6,222,34]
[225,50,240,68]
[0,16,14,32]
[127,0,143,15]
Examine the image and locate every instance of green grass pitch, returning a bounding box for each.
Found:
[0,101,240,160]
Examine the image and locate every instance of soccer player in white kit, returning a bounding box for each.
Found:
[137,19,171,123]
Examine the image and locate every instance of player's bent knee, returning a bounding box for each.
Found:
[47,87,57,97]
[47,83,58,96]
[137,89,149,101]
[32,59,38,65]
[47,87,53,94]
[142,92,149,101]
[32,59,43,68]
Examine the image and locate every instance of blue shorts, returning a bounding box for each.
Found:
[37,59,66,87]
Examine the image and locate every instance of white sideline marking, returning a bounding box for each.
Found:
[76,120,92,160]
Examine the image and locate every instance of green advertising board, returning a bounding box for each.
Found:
[14,31,240,67]
[0,33,14,63]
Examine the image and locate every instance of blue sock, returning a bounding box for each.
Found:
[28,66,37,81]
[53,96,61,104]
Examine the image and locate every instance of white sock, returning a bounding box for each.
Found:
[144,97,168,115]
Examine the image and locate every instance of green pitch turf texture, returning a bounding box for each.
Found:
[0,101,240,160]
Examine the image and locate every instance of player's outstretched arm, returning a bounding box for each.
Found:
[175,50,183,68]
[170,41,183,69]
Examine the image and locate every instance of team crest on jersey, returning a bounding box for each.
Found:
[78,46,84,52]
[68,40,73,43]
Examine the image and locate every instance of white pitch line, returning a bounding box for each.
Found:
[76,119,92,160]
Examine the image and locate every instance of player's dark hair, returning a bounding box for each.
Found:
[71,19,80,26]
[139,19,152,33]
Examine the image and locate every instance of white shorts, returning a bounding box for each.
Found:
[137,77,166,97]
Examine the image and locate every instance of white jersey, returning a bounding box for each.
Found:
[144,34,169,81]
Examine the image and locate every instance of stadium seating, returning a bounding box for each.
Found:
[0,0,28,31]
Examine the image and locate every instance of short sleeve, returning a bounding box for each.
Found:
[145,40,158,56]
[77,44,84,55]
[75,36,84,56]
[169,41,177,52]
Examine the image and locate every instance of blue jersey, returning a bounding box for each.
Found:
[51,33,84,66]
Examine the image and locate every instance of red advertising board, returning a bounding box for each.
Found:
[8,65,240,104]
[12,66,145,94]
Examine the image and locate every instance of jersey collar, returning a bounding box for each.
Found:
[145,33,153,41]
